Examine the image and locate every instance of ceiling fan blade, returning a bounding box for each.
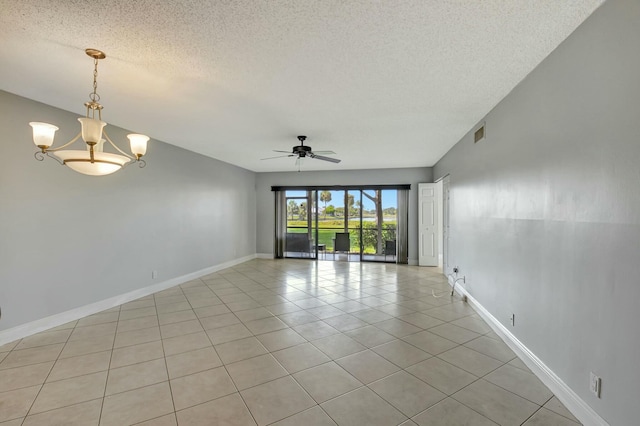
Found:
[310,153,341,163]
[312,150,336,155]
[272,150,292,153]
[261,155,294,160]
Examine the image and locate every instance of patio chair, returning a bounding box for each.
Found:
[333,232,350,259]
[384,239,397,261]
[286,232,311,257]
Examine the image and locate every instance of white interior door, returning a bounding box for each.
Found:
[419,183,438,266]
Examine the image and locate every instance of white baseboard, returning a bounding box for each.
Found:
[0,254,258,347]
[452,284,609,426]
[255,253,274,259]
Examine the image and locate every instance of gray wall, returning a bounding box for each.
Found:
[0,90,256,332]
[433,1,639,424]
[255,168,433,263]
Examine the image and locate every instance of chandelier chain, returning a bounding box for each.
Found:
[90,57,101,103]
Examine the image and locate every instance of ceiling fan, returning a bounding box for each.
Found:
[261,136,341,167]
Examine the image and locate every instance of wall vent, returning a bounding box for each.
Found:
[474,124,485,143]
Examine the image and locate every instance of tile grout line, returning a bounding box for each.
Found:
[188,275,261,426]
[18,315,81,423]
[96,303,123,426]
[447,373,538,426]
[195,267,350,424]
[519,405,547,426]
[18,310,107,424]
[154,282,190,424]
[225,265,311,425]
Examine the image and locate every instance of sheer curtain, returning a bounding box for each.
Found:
[396,189,409,264]
[273,190,286,258]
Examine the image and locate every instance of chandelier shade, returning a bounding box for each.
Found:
[30,122,59,149]
[78,118,106,144]
[30,48,149,176]
[53,150,131,176]
[128,134,150,158]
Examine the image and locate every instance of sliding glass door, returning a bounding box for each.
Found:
[317,190,345,260]
[284,190,317,259]
[360,189,398,262]
[274,185,408,263]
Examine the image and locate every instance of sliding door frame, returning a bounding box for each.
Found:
[274,184,410,263]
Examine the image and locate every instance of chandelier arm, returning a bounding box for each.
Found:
[45,151,65,165]
[46,132,83,152]
[118,157,146,170]
[103,129,135,160]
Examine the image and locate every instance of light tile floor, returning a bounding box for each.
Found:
[0,259,582,425]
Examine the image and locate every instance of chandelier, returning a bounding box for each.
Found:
[30,48,149,176]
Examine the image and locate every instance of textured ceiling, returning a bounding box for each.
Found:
[0,0,603,172]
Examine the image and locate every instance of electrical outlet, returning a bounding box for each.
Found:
[590,372,601,398]
[509,314,515,326]
[152,270,158,279]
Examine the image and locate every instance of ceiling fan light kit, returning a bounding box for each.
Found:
[262,135,341,170]
[29,48,149,176]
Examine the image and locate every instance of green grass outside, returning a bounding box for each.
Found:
[287,220,397,253]
[287,228,345,250]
